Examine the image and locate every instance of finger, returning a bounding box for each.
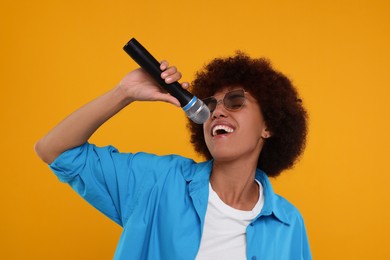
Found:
[161,67,177,79]
[181,82,190,89]
[160,60,169,71]
[161,66,177,78]
[165,71,182,84]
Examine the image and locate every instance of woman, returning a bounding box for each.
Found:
[35,52,311,259]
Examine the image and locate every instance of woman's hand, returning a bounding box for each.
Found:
[118,60,190,107]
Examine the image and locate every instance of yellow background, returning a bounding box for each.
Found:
[1,0,389,259]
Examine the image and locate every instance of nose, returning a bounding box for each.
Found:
[211,100,227,119]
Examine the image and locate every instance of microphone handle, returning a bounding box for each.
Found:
[123,38,193,107]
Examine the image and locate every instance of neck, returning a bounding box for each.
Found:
[210,159,259,211]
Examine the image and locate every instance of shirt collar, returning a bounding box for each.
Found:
[183,160,213,226]
[255,169,292,225]
[183,160,292,225]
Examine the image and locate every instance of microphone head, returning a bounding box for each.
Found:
[184,98,210,124]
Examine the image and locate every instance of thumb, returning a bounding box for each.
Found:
[155,93,181,107]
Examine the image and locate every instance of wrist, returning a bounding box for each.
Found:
[115,83,135,105]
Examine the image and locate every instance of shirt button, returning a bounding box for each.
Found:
[251,256,257,260]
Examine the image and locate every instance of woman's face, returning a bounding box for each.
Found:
[203,86,270,164]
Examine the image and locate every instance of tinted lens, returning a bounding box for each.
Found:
[202,89,246,113]
[203,97,217,112]
[224,89,245,110]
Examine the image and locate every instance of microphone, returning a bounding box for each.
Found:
[123,38,210,124]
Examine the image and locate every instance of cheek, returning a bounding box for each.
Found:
[202,124,207,139]
[203,124,211,144]
[244,113,266,138]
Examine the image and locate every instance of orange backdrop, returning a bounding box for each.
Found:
[1,0,390,259]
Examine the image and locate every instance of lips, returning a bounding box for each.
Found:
[211,124,235,137]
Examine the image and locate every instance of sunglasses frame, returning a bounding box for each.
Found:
[202,89,247,113]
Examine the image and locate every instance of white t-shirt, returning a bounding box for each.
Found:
[196,180,264,260]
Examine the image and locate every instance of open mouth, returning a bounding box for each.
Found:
[212,125,234,137]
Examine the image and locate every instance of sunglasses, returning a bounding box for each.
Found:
[202,89,247,113]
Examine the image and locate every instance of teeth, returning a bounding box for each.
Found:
[212,125,234,136]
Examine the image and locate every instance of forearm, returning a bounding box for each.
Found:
[35,85,131,164]
[35,61,185,164]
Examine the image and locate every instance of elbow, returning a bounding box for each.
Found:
[34,139,55,165]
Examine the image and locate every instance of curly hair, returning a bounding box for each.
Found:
[187,52,308,177]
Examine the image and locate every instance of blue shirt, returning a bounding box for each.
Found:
[50,143,312,259]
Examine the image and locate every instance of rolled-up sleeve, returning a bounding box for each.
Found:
[49,143,150,226]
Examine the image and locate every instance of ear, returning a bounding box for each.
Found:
[261,127,272,139]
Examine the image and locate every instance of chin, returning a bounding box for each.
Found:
[210,151,239,162]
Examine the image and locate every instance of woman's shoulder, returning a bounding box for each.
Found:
[272,193,306,225]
